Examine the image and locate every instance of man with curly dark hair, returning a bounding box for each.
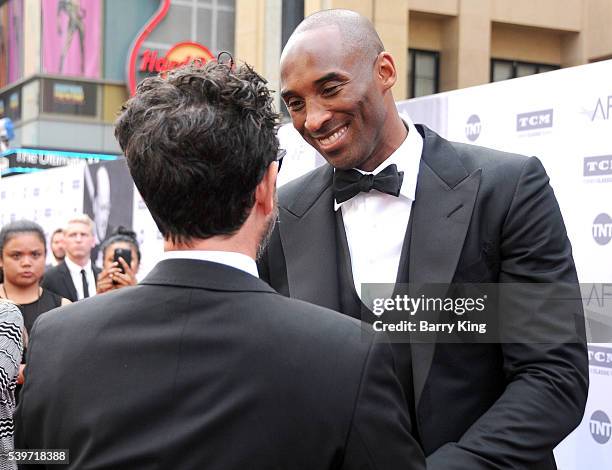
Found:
[15,61,425,469]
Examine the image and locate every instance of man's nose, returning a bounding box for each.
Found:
[304,101,332,134]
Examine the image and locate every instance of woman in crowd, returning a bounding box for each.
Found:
[0,300,24,470]
[96,227,141,294]
[0,220,70,334]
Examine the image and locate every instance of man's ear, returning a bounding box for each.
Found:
[376,52,397,91]
[254,163,278,216]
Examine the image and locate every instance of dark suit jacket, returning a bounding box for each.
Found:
[42,261,101,302]
[15,259,425,470]
[259,125,589,469]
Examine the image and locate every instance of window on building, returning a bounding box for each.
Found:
[407,49,439,99]
[145,0,236,55]
[491,59,559,82]
[281,0,304,50]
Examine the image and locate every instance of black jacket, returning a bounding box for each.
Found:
[16,259,425,470]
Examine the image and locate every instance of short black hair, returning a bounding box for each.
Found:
[99,226,141,263]
[114,61,280,244]
[0,220,47,255]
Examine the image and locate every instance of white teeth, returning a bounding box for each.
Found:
[319,126,347,146]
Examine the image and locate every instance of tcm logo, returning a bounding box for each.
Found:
[465,115,481,142]
[591,95,612,121]
[589,345,612,369]
[593,213,612,245]
[516,109,553,131]
[584,155,612,177]
[139,42,214,74]
[590,410,612,444]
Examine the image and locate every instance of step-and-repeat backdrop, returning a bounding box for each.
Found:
[1,59,611,468]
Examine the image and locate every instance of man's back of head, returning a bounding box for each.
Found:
[114,61,280,250]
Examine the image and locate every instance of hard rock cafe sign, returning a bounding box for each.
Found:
[126,0,215,95]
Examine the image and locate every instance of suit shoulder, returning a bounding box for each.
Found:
[43,263,64,278]
[256,292,377,349]
[41,264,65,289]
[449,140,532,174]
[32,286,128,334]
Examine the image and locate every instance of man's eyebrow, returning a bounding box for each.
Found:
[313,72,345,86]
[281,72,348,99]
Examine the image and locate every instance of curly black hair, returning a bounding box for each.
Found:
[114,61,280,244]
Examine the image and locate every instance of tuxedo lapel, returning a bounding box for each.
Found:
[409,126,482,406]
[60,262,78,301]
[279,165,341,312]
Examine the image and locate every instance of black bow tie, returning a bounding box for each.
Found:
[333,164,404,204]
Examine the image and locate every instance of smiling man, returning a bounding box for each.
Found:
[259,9,588,470]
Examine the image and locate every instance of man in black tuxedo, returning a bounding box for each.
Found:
[15,61,425,469]
[259,9,588,469]
[42,214,100,301]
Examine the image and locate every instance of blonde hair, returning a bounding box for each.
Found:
[64,214,95,235]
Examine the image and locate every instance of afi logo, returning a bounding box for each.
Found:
[590,410,612,444]
[584,155,612,177]
[591,95,612,121]
[593,213,612,245]
[516,109,553,131]
[465,115,481,142]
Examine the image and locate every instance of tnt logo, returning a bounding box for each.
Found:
[465,115,481,142]
[590,410,612,444]
[593,213,612,245]
[584,155,612,177]
[516,109,553,131]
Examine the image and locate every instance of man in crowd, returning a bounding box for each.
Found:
[48,228,65,267]
[41,214,99,301]
[15,61,425,469]
[259,9,588,469]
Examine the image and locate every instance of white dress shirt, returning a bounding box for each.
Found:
[335,116,423,299]
[162,250,259,278]
[64,256,97,300]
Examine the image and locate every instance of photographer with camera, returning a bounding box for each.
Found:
[96,227,140,294]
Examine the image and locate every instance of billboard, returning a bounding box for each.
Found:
[42,78,97,116]
[7,0,23,84]
[42,0,101,78]
[0,1,8,87]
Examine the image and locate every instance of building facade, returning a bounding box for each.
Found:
[1,0,612,161]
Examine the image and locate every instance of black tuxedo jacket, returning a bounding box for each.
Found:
[15,259,425,470]
[42,261,101,302]
[259,125,588,469]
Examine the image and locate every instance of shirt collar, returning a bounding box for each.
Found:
[64,255,92,274]
[161,250,259,278]
[334,114,423,211]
